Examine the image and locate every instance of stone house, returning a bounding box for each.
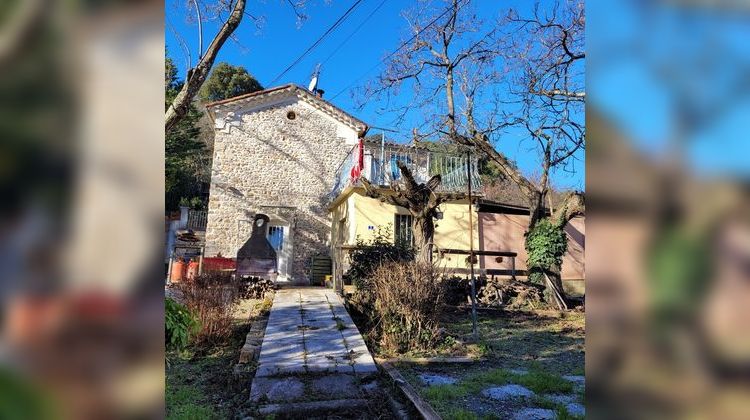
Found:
[204,84,367,284]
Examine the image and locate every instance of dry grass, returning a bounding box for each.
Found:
[172,272,241,346]
[371,261,447,353]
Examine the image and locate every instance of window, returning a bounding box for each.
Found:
[394,214,413,247]
[267,226,284,251]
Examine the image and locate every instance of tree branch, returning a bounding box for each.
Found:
[166,0,246,131]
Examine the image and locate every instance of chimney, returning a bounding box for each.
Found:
[314,88,325,98]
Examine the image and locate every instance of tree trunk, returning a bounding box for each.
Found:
[544,264,568,310]
[165,0,246,131]
[412,213,435,264]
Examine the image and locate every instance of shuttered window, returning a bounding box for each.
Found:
[394,214,413,247]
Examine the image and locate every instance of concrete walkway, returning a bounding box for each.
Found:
[250,288,380,410]
[255,287,377,376]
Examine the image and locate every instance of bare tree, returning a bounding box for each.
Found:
[369,0,585,303]
[166,0,247,131]
[361,160,466,263]
[165,0,311,131]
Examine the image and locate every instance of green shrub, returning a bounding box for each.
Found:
[525,219,568,283]
[165,298,199,350]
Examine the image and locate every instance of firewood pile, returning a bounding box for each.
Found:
[445,276,547,309]
[477,277,547,309]
[239,276,277,299]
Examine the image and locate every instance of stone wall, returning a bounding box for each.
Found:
[205,97,357,284]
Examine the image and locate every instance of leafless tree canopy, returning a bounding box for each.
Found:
[366,0,585,229]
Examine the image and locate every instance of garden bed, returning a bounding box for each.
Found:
[166,297,270,419]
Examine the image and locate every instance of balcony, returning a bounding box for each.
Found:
[330,141,481,200]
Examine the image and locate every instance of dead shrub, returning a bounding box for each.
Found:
[173,272,241,346]
[370,261,446,353]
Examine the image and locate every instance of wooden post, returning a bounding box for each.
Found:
[511,256,516,280]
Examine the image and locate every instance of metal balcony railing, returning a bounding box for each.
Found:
[329,142,481,200]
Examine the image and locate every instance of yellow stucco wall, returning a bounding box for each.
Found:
[329,189,585,291]
[329,189,480,271]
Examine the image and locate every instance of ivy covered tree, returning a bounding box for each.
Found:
[199,62,264,103]
[166,55,208,211]
[525,218,570,309]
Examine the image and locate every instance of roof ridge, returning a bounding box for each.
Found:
[205,83,367,130]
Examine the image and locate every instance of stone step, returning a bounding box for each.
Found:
[257,398,372,417]
[249,373,380,403]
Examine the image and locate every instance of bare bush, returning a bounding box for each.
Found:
[173,272,241,345]
[370,261,447,353]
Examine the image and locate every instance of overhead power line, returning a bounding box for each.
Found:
[270,0,365,85]
[329,1,458,101]
[321,0,388,66]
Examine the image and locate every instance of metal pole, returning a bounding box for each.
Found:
[380,131,386,184]
[467,150,478,341]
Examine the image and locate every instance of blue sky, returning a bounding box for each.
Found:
[166,0,585,190]
[588,1,750,180]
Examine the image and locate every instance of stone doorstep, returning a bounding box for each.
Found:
[257,399,371,416]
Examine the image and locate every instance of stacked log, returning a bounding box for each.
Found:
[445,275,548,309]
[476,277,546,309]
[239,276,278,299]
